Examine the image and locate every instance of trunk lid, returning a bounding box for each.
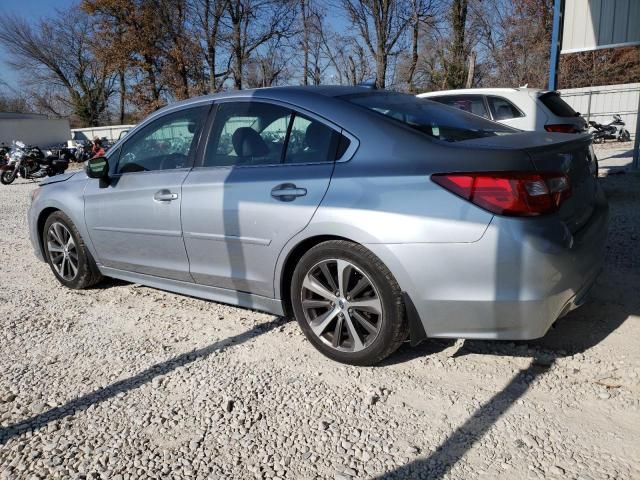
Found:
[459,132,598,232]
[525,135,597,232]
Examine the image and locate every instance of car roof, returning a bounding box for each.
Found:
[418,87,549,97]
[143,85,380,122]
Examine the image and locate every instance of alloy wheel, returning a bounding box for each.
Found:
[47,222,78,281]
[300,259,383,352]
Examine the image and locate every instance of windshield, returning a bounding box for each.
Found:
[340,92,516,142]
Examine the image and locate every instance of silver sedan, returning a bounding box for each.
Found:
[28,86,608,365]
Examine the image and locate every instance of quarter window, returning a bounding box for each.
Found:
[117,106,208,174]
[487,96,523,120]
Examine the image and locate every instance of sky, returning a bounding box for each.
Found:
[0,0,76,90]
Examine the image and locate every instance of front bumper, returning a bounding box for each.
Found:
[366,190,609,340]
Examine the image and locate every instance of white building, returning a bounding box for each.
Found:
[0,112,71,147]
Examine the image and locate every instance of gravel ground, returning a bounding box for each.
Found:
[0,146,639,480]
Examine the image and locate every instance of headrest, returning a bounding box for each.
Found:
[496,105,511,120]
[305,122,330,151]
[232,127,269,157]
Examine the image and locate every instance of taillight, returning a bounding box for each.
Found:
[544,124,577,133]
[432,172,571,216]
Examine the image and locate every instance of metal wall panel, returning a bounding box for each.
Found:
[562,0,640,53]
[560,83,640,139]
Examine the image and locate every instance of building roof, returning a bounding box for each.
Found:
[0,112,48,120]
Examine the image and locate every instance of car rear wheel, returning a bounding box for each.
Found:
[43,211,103,289]
[291,240,407,365]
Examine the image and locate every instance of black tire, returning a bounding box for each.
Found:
[619,131,631,142]
[43,211,103,289]
[0,170,16,185]
[291,240,407,366]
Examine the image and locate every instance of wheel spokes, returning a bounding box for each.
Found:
[47,242,64,253]
[351,309,379,335]
[310,307,340,336]
[300,258,383,354]
[336,259,351,298]
[302,299,332,310]
[319,262,338,293]
[350,297,382,316]
[47,222,78,281]
[343,312,364,351]
[302,275,337,301]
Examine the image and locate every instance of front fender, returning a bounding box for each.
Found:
[29,176,93,263]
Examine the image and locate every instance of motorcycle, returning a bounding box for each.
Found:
[0,141,69,185]
[588,114,631,143]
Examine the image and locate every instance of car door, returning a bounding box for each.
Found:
[84,104,210,281]
[181,100,350,298]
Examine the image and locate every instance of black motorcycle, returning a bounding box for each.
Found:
[0,141,69,185]
[589,114,631,144]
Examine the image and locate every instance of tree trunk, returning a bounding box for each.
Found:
[301,0,309,85]
[465,51,475,88]
[119,68,125,124]
[233,13,243,90]
[407,18,419,92]
[376,51,387,89]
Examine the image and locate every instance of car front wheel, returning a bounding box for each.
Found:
[291,240,407,366]
[43,211,103,289]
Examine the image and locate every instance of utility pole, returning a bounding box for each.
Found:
[548,0,564,91]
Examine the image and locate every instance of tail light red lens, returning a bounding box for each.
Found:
[432,172,571,216]
[544,124,578,133]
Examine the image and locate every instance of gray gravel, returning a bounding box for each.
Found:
[0,146,639,479]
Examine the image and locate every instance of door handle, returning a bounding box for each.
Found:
[271,183,307,201]
[154,189,179,202]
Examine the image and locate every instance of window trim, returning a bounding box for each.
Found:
[111,102,213,177]
[486,95,525,121]
[194,98,359,170]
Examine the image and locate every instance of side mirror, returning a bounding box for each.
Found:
[85,156,109,179]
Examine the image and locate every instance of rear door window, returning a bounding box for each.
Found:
[539,92,578,117]
[487,96,523,120]
[203,101,345,167]
[284,114,341,164]
[205,102,292,167]
[431,95,490,119]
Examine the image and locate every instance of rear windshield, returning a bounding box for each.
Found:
[340,92,515,142]
[539,92,577,117]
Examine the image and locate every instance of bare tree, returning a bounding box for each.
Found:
[244,38,294,87]
[0,9,115,126]
[226,0,298,89]
[403,0,435,91]
[342,0,413,88]
[193,0,231,93]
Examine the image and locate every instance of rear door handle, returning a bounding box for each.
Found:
[154,189,179,202]
[271,183,307,201]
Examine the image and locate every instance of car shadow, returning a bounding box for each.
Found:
[374,357,555,480]
[0,316,288,446]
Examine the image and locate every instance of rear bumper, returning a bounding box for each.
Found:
[366,187,609,340]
